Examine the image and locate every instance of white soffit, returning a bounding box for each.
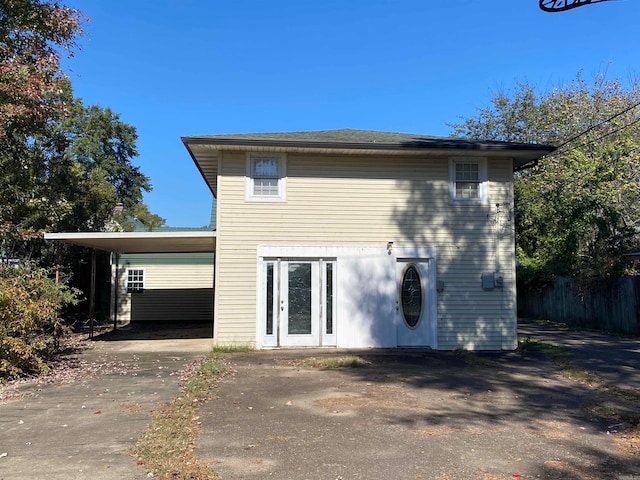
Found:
[44,231,216,254]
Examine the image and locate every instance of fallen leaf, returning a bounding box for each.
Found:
[94,410,102,414]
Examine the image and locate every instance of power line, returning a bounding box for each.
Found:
[554,99,640,151]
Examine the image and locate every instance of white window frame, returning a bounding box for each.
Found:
[125,268,145,294]
[245,152,287,202]
[449,157,488,205]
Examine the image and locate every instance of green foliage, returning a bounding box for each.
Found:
[0,264,80,381]
[112,202,166,232]
[450,72,640,285]
[62,97,151,210]
[0,1,163,382]
[1,1,161,260]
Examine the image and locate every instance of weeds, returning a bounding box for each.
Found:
[517,336,572,365]
[453,349,501,367]
[292,355,370,369]
[130,353,228,480]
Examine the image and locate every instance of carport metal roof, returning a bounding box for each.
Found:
[44,231,216,253]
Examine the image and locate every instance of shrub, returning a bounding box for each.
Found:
[0,264,80,381]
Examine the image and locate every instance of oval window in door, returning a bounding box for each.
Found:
[401,265,422,328]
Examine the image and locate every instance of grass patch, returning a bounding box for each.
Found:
[517,336,572,365]
[453,349,501,367]
[293,355,370,369]
[211,344,254,354]
[130,353,229,480]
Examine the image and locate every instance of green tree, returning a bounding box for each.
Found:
[62,96,151,210]
[112,202,166,232]
[0,1,164,380]
[450,73,640,285]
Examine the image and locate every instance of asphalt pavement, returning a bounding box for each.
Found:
[1,322,639,480]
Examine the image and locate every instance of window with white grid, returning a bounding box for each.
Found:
[449,158,487,205]
[126,268,144,293]
[246,153,286,201]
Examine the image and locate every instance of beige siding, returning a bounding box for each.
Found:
[215,151,516,349]
[114,263,214,323]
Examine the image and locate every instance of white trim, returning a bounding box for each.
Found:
[256,245,437,349]
[44,231,216,254]
[449,157,488,205]
[125,267,145,294]
[395,247,438,349]
[245,152,287,202]
[45,231,216,241]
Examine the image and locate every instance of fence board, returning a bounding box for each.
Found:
[518,276,640,334]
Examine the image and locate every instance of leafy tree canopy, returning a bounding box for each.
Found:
[0,1,163,259]
[0,0,83,136]
[450,72,640,285]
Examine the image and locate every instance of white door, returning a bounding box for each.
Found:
[280,261,319,346]
[259,259,336,347]
[396,260,432,347]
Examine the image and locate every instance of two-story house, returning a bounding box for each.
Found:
[182,129,553,350]
[47,129,554,350]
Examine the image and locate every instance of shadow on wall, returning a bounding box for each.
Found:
[340,251,398,348]
[129,288,213,323]
[391,159,514,350]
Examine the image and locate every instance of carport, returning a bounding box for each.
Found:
[45,231,216,338]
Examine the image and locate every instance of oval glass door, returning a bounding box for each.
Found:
[396,260,432,347]
[401,264,423,328]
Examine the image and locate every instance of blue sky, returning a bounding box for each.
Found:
[63,0,640,227]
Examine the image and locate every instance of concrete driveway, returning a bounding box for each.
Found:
[196,347,640,480]
[0,337,212,480]
[1,323,639,480]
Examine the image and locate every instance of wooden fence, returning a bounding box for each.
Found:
[517,276,640,335]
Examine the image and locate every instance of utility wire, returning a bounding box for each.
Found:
[554,99,640,151]
[576,115,640,149]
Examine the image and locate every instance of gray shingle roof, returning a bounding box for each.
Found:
[182,128,554,154]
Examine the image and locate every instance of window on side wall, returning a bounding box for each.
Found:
[449,157,488,205]
[126,268,144,293]
[246,153,287,202]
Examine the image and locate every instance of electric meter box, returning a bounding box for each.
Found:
[482,272,504,290]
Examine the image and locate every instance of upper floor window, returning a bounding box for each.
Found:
[246,153,287,202]
[449,157,487,205]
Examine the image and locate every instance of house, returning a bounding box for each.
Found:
[47,129,554,350]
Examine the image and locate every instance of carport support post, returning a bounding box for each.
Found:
[89,249,96,339]
[113,252,119,331]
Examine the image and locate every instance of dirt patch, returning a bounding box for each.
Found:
[612,426,640,456]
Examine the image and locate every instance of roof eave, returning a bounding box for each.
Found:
[182,136,555,157]
[44,231,217,254]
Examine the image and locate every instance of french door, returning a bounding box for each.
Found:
[260,259,336,347]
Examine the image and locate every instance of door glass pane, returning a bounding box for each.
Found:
[288,263,312,334]
[401,265,422,327]
[325,263,333,334]
[266,263,274,335]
